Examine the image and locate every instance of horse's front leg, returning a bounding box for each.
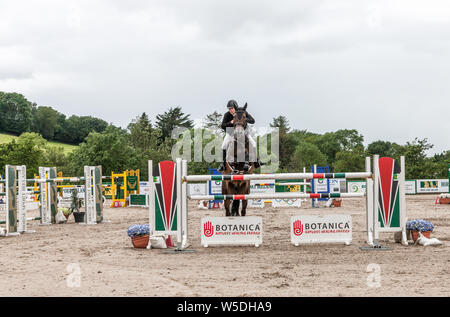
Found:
[240,180,250,217]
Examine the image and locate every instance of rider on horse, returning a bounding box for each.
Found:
[218,100,262,172]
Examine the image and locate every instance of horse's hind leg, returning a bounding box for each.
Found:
[241,199,247,217]
[231,200,240,216]
[224,199,232,217]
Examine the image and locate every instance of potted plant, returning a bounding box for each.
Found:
[69,187,85,223]
[127,224,150,248]
[406,219,434,242]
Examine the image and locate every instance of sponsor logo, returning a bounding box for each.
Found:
[203,221,214,237]
[292,220,303,236]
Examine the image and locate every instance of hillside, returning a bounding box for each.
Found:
[0,133,78,154]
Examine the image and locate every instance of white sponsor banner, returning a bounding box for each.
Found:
[140,186,151,195]
[416,179,449,193]
[272,198,302,208]
[62,186,85,198]
[201,216,263,247]
[347,181,366,194]
[314,178,329,192]
[249,180,274,208]
[25,193,35,202]
[187,183,207,196]
[25,187,37,202]
[209,180,222,195]
[405,180,416,194]
[139,182,151,196]
[329,179,343,193]
[250,180,275,193]
[248,199,264,208]
[337,179,347,193]
[271,180,303,208]
[314,178,345,194]
[291,214,352,246]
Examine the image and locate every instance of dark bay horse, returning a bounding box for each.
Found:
[221,103,255,216]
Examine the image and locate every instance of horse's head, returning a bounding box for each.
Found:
[233,103,248,139]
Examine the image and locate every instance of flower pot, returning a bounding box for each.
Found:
[439,197,450,204]
[410,230,431,242]
[332,199,342,207]
[73,211,85,223]
[131,234,150,248]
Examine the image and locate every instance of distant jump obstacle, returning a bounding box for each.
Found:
[110,169,140,207]
[436,163,450,204]
[147,156,408,251]
[1,165,104,236]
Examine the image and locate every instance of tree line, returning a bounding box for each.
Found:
[1,91,449,180]
[0,92,110,144]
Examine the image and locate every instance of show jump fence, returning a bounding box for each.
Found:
[1,165,104,236]
[147,156,407,251]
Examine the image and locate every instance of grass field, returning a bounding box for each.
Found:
[0,133,78,154]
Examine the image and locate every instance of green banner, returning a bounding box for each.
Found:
[127,176,138,191]
[129,194,147,206]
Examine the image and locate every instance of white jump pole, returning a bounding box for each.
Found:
[147,160,153,249]
[399,156,408,246]
[365,156,374,246]
[176,158,182,249]
[184,172,372,182]
[181,159,189,249]
[372,155,380,246]
[188,192,365,200]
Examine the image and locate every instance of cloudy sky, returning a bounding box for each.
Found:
[1,0,449,154]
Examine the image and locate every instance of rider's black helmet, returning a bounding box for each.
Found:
[227,100,238,109]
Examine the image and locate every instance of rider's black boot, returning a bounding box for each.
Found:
[218,150,227,172]
[254,159,264,169]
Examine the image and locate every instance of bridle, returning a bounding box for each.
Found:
[232,109,248,131]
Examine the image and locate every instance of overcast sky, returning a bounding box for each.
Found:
[1,0,449,155]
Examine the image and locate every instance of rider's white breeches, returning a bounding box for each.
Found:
[222,133,257,161]
[222,133,234,150]
[222,133,256,150]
